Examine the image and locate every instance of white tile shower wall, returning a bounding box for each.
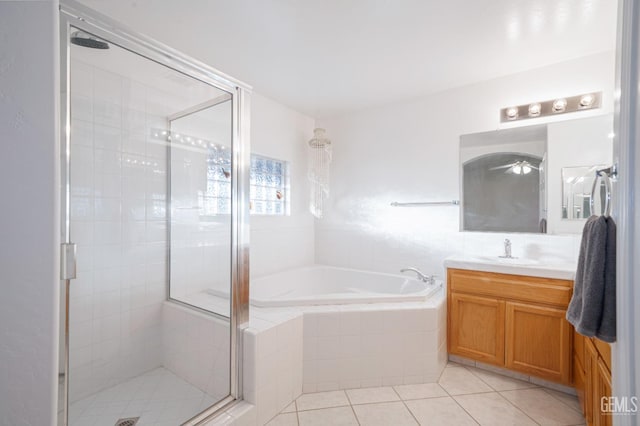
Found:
[301,298,447,393]
[68,59,172,401]
[169,104,232,302]
[168,93,315,300]
[315,52,615,277]
[250,94,316,278]
[243,315,304,426]
[162,302,231,402]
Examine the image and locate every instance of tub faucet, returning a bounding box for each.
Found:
[500,238,514,258]
[400,267,435,284]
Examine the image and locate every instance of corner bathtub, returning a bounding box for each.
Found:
[249,265,442,307]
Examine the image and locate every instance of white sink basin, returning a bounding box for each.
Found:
[469,256,540,266]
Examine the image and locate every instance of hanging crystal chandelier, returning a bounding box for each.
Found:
[307,128,332,218]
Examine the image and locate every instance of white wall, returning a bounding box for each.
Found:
[0,2,60,425]
[250,93,316,278]
[315,51,616,278]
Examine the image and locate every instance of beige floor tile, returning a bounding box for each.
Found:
[501,388,585,425]
[281,402,297,413]
[393,383,448,400]
[543,388,583,413]
[405,396,478,425]
[346,386,400,405]
[266,412,299,426]
[438,367,493,395]
[297,406,358,426]
[352,401,418,426]
[454,392,537,426]
[467,367,538,391]
[296,391,349,411]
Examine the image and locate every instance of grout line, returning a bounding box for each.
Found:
[343,389,361,426]
[494,391,543,426]
[295,403,351,413]
[539,387,584,415]
[436,374,480,425]
[391,385,420,425]
[464,365,501,392]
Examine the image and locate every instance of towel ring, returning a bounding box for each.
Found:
[589,168,612,217]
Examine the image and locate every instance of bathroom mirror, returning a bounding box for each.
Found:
[460,125,547,233]
[460,114,613,234]
[561,165,607,219]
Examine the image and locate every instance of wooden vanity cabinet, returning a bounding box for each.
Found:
[447,268,573,385]
[574,332,612,426]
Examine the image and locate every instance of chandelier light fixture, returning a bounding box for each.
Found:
[307,128,332,218]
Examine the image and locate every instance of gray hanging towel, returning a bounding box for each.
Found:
[596,217,616,342]
[566,215,608,338]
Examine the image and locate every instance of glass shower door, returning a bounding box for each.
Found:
[60,8,248,424]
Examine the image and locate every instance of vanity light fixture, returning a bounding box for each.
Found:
[500,92,602,122]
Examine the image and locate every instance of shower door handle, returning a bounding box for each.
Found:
[60,243,77,280]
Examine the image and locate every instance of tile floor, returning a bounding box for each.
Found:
[266,362,586,426]
[68,367,217,426]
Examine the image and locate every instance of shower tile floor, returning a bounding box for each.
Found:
[68,367,216,426]
[266,362,586,426]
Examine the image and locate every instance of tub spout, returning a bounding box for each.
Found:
[400,267,434,283]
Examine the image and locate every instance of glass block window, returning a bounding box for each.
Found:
[202,145,232,216]
[202,147,289,216]
[250,155,290,215]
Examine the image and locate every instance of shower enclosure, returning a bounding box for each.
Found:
[58,2,250,425]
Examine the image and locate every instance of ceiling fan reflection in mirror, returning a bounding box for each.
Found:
[489,160,539,175]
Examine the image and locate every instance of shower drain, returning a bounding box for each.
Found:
[114,418,139,426]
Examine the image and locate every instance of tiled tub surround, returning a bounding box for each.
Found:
[189,287,446,426]
[301,293,447,393]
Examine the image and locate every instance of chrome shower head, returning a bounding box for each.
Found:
[70,31,109,50]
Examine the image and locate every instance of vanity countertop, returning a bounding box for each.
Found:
[444,255,577,280]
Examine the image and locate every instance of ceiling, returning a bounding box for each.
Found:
[76,0,618,118]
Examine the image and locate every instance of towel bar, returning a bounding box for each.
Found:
[590,167,613,217]
[390,200,460,207]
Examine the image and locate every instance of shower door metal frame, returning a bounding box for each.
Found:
[58,1,251,425]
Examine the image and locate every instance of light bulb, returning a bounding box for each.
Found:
[506,107,519,120]
[528,103,541,117]
[512,165,522,174]
[580,94,594,108]
[552,98,567,112]
[522,165,532,174]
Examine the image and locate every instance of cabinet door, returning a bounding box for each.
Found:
[505,302,572,384]
[449,292,505,365]
[594,357,612,426]
[585,339,598,425]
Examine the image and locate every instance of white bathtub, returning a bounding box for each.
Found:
[249,265,442,307]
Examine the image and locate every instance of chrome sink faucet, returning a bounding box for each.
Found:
[500,238,514,258]
[400,267,437,284]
